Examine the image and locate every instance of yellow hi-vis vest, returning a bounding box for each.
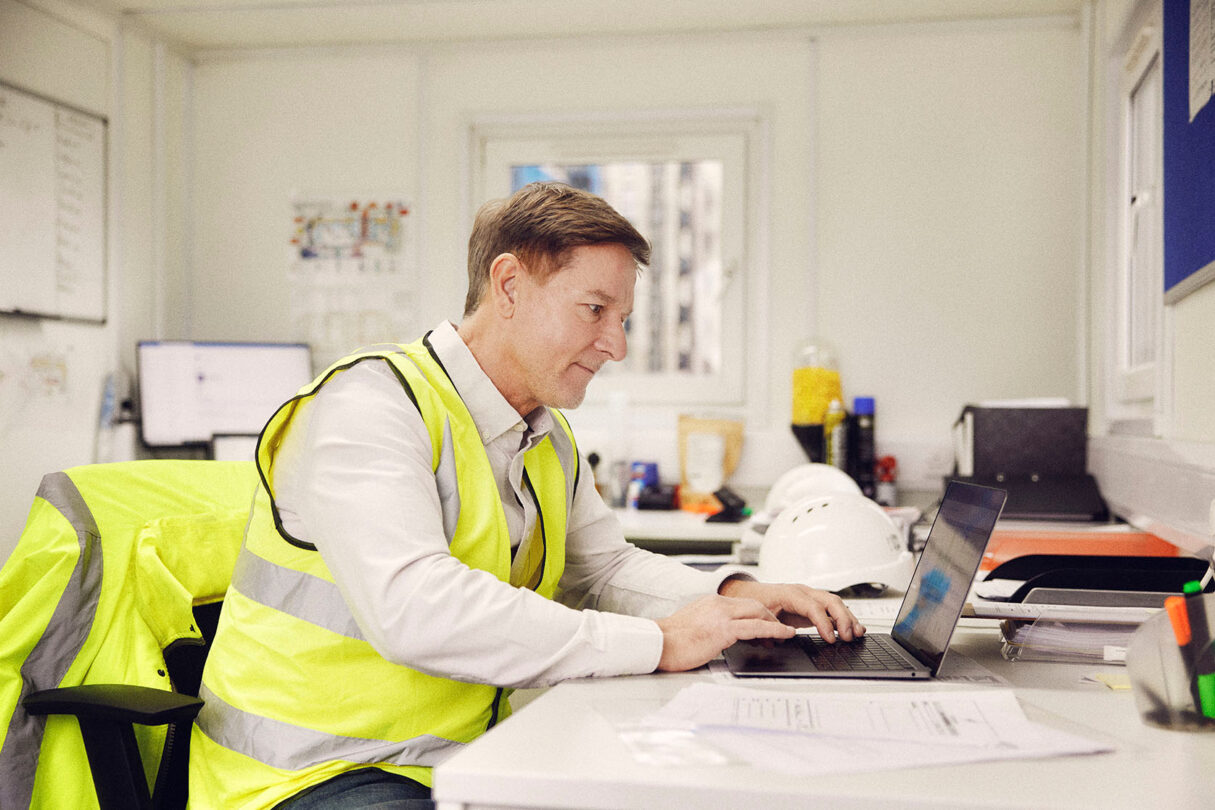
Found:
[189,336,580,809]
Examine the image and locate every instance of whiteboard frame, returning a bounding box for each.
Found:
[0,79,108,323]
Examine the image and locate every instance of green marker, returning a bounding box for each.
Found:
[1182,580,1215,720]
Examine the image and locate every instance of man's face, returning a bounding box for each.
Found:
[505,242,636,413]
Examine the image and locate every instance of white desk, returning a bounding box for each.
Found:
[433,623,1215,809]
[615,508,744,554]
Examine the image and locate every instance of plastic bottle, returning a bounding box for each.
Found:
[626,473,644,510]
[849,396,877,499]
[791,338,842,463]
[626,461,654,510]
[875,455,898,506]
[824,398,848,470]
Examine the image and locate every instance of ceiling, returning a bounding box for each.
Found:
[78,0,1086,52]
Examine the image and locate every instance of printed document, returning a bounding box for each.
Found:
[625,683,1111,775]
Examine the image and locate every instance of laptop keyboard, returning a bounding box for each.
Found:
[797,634,911,671]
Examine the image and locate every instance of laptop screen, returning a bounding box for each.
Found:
[891,481,1007,672]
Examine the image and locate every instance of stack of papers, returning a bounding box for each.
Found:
[620,683,1111,776]
[1000,620,1136,664]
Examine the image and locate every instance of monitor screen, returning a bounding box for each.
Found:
[210,433,261,462]
[137,341,312,447]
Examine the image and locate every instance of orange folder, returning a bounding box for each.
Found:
[979,528,1180,572]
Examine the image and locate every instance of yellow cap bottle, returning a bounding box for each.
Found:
[791,338,842,462]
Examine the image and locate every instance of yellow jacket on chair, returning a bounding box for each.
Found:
[0,460,257,809]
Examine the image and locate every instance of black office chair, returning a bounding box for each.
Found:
[22,605,220,810]
[0,460,256,810]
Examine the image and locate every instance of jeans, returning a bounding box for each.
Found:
[275,768,434,810]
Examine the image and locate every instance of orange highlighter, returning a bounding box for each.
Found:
[1164,581,1215,720]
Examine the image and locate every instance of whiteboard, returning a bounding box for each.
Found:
[0,81,106,321]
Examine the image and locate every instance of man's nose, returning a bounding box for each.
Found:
[598,319,628,362]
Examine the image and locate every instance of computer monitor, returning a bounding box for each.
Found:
[136,341,312,448]
[210,433,261,462]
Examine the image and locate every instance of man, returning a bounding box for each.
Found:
[190,182,864,808]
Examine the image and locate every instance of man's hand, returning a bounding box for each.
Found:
[717,578,866,643]
[654,594,795,672]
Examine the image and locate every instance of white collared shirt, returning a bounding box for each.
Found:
[272,321,735,688]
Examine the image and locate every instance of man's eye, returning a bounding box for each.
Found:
[586,304,603,316]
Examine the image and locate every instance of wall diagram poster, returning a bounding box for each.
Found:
[288,195,417,371]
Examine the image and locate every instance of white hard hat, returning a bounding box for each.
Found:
[764,463,861,516]
[757,492,913,593]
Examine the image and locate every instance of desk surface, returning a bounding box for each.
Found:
[433,622,1215,809]
[614,508,744,554]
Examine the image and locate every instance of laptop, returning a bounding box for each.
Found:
[723,480,1007,679]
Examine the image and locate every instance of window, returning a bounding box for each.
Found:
[1110,18,1164,423]
[472,113,756,405]
[508,160,724,377]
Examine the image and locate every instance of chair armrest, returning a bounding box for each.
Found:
[24,684,203,726]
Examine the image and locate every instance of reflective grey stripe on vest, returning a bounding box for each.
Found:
[435,417,460,543]
[544,415,579,508]
[0,473,103,810]
[231,550,365,640]
[195,685,462,771]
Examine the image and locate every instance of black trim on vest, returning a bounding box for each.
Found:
[486,686,506,731]
[259,352,421,551]
[565,419,582,499]
[520,469,548,592]
[421,331,456,392]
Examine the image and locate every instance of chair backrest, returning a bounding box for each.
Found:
[0,459,257,810]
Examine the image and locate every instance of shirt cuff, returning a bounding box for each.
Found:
[597,612,665,676]
[712,568,757,593]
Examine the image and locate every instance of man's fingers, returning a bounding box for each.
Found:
[826,602,865,641]
[729,617,796,642]
[775,588,866,643]
[721,595,783,623]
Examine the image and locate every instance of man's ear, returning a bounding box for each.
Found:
[489,252,522,317]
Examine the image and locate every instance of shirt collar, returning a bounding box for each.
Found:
[425,321,554,445]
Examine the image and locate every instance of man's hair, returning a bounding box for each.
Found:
[464,182,651,316]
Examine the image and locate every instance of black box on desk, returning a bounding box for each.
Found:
[955,405,1088,479]
[951,405,1106,522]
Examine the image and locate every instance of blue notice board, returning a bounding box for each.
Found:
[1163,0,1215,302]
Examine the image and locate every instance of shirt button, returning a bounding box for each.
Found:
[512,423,526,432]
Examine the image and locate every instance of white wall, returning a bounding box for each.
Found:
[0,0,114,552]
[0,0,190,552]
[183,18,1086,493]
[815,18,1086,485]
[187,47,423,343]
[5,1,1209,553]
[1084,0,1215,552]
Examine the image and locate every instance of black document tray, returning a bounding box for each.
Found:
[948,475,1108,522]
[983,554,1211,604]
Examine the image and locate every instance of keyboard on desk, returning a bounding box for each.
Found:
[797,634,912,672]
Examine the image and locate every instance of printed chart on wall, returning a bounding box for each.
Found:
[289,195,416,372]
[1163,0,1215,302]
[0,323,102,439]
[0,81,106,321]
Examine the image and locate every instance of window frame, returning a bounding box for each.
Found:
[1106,10,1170,434]
[469,110,761,407]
